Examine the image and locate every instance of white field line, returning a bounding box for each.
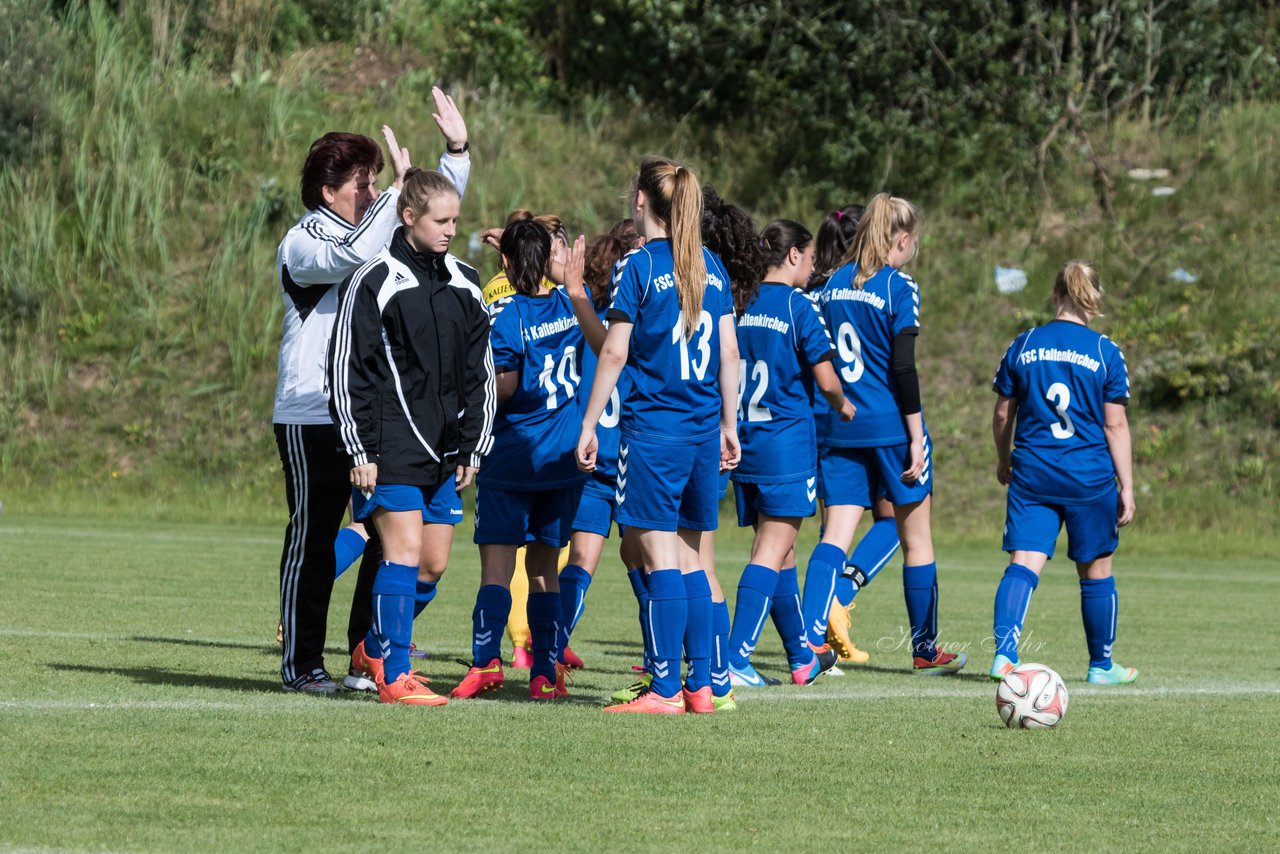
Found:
[740,683,1280,701]
[0,684,1276,713]
[0,627,263,646]
[0,525,279,547]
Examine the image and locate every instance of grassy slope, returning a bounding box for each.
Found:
[0,512,1276,852]
[0,18,1276,535]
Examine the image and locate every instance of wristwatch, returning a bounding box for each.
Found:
[447,141,470,155]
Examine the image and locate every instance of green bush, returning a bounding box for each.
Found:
[0,1,65,165]
[423,1,1279,207]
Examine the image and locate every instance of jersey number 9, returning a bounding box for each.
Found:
[836,322,865,384]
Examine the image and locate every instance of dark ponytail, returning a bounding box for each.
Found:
[500,219,552,297]
[738,219,813,314]
[810,204,864,290]
[700,186,763,316]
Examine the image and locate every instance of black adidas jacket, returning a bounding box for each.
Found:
[327,229,495,486]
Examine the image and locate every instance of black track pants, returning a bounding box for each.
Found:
[274,423,349,683]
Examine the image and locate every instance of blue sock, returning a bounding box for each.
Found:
[471,584,512,667]
[627,568,652,671]
[556,565,593,664]
[711,599,731,697]
[770,567,814,668]
[681,570,713,692]
[1080,576,1117,668]
[728,563,778,669]
[902,562,939,658]
[645,569,687,697]
[527,590,561,684]
[839,517,900,605]
[801,542,846,646]
[413,579,438,619]
[372,561,417,683]
[993,564,1038,659]
[365,577,434,662]
[333,528,367,580]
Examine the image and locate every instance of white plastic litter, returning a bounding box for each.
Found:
[995,265,1028,294]
[1127,168,1170,180]
[1170,267,1198,283]
[1152,186,1177,197]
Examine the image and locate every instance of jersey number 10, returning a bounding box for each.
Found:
[539,346,580,410]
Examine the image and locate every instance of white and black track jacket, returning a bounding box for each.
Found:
[328,229,496,485]
[272,152,470,424]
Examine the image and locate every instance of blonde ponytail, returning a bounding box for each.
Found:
[669,166,707,338]
[842,192,921,289]
[636,157,707,339]
[1053,260,1104,317]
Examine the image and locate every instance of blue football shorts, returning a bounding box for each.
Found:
[571,476,619,538]
[1002,484,1120,563]
[614,432,721,532]
[474,482,585,548]
[352,478,464,525]
[818,435,934,508]
[732,475,818,527]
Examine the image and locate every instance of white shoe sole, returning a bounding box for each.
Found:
[342,672,378,692]
[282,682,340,695]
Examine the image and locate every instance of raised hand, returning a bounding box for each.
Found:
[381,125,411,189]
[564,234,587,299]
[431,86,468,152]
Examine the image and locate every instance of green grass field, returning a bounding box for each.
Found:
[1,511,1277,852]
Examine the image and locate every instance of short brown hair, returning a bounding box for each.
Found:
[299,132,384,211]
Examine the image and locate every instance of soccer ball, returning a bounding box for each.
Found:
[995,663,1068,729]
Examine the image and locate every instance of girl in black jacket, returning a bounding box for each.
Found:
[328,167,495,705]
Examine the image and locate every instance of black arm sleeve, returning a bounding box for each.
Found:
[891,330,922,416]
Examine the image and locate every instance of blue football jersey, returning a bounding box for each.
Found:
[807,289,833,448]
[816,262,919,447]
[734,283,836,483]
[993,320,1130,504]
[479,288,587,490]
[578,303,631,483]
[607,239,734,441]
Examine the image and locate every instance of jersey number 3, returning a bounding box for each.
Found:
[1046,381,1076,439]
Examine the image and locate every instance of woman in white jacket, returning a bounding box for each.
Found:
[273,88,472,694]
